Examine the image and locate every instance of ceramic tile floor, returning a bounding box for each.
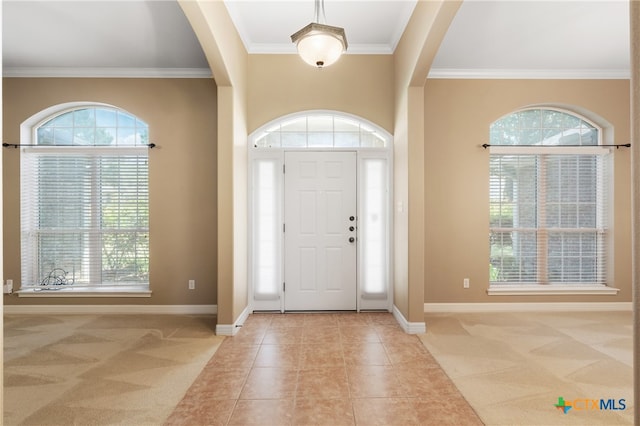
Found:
[165,312,483,425]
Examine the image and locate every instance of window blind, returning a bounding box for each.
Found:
[21,147,149,288]
[489,153,610,285]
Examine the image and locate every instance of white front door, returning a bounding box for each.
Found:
[284,151,357,311]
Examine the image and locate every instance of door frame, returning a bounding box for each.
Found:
[248,112,393,313]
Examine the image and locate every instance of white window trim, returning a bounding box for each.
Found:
[487,284,619,296]
[17,286,152,297]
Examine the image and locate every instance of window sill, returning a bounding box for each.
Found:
[16,285,151,298]
[487,284,620,296]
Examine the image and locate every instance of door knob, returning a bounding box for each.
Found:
[349,237,355,243]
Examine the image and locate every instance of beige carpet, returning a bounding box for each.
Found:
[420,311,633,425]
[3,314,224,426]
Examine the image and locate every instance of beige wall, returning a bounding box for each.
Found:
[2,77,218,306]
[247,54,394,134]
[3,76,630,311]
[393,0,461,323]
[180,0,249,326]
[423,78,632,303]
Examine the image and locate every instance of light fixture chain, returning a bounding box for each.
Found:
[292,0,347,68]
[313,0,327,24]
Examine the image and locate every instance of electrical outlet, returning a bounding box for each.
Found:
[463,278,470,289]
[188,279,195,290]
[4,279,14,294]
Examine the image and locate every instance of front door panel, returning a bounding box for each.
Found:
[284,151,357,311]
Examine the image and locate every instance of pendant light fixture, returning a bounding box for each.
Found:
[290,0,347,68]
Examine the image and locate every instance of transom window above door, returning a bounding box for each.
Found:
[253,112,388,148]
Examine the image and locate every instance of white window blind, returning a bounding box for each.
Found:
[21,107,149,290]
[490,153,610,284]
[489,108,610,286]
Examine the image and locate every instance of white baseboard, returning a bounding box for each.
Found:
[215,305,251,336]
[3,304,218,315]
[392,305,426,334]
[424,302,632,313]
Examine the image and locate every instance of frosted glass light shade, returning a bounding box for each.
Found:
[291,22,347,68]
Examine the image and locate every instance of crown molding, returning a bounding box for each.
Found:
[247,44,393,55]
[3,67,212,78]
[428,68,631,80]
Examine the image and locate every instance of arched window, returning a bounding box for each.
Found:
[488,108,613,292]
[20,105,150,293]
[252,112,388,148]
[35,106,149,147]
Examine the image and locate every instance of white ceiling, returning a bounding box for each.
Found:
[2,0,210,76]
[431,0,630,78]
[224,0,417,54]
[1,0,631,79]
